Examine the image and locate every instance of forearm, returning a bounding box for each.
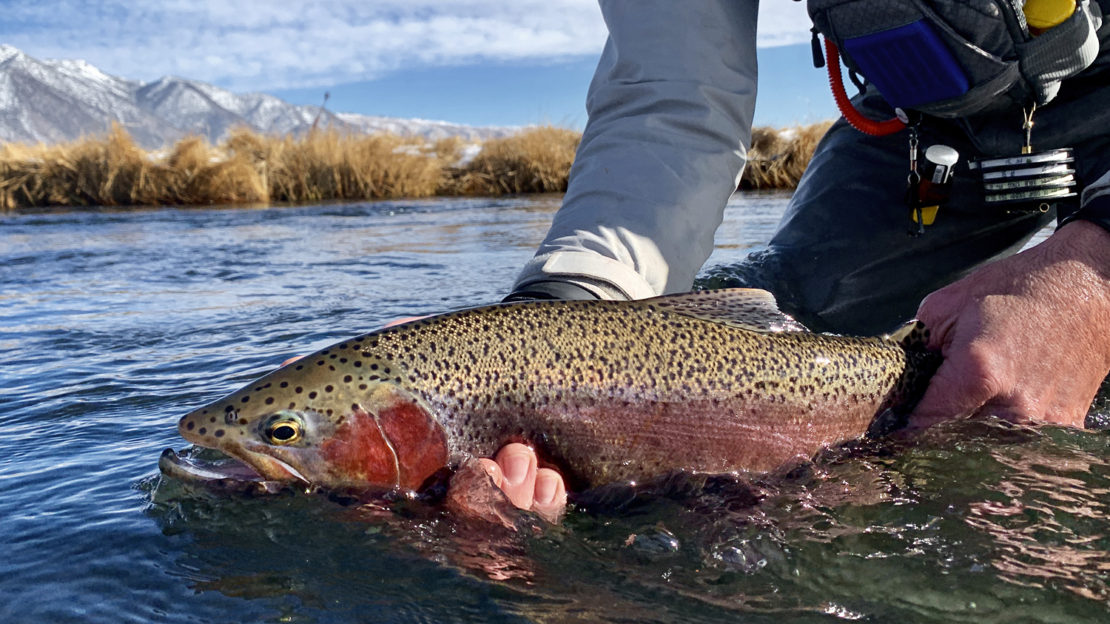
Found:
[511,0,759,300]
[1047,219,1110,327]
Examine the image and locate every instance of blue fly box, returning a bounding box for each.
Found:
[843,20,970,109]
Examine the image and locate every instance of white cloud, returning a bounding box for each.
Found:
[1,1,813,90]
[757,1,815,47]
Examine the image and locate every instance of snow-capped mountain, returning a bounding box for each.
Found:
[0,45,514,148]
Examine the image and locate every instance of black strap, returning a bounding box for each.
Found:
[502,280,601,303]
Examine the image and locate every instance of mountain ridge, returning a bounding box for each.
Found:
[0,44,514,149]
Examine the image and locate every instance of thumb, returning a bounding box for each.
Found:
[908,355,995,429]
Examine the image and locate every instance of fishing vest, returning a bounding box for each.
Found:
[807,0,1105,118]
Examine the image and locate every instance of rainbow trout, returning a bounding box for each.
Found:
[160,289,939,494]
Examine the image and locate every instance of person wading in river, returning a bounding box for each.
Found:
[469,0,1110,521]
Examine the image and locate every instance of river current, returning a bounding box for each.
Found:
[2,193,1109,623]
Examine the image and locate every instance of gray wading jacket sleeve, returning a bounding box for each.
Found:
[510,0,759,300]
[1087,171,1110,208]
[1077,169,1110,218]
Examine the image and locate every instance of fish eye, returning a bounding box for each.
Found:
[264,414,304,445]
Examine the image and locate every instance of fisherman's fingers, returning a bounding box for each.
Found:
[531,468,567,524]
[908,344,1006,428]
[481,444,567,523]
[490,443,539,508]
[383,316,430,328]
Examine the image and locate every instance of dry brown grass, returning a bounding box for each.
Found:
[0,124,268,209]
[0,124,450,210]
[0,121,831,210]
[238,129,446,202]
[740,121,832,190]
[441,125,580,195]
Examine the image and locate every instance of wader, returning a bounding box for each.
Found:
[705,39,1110,336]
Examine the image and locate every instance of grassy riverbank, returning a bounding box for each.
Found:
[0,121,831,210]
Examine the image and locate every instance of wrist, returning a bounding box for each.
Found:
[1036,220,1110,376]
[1052,219,1110,279]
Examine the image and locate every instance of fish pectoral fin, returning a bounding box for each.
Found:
[866,407,909,438]
[884,320,931,351]
[645,288,808,333]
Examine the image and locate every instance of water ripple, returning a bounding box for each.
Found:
[3,195,1108,623]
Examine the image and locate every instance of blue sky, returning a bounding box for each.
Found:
[0,0,838,128]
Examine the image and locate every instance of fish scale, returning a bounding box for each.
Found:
[163,289,940,492]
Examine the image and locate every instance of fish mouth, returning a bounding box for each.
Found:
[159,447,303,494]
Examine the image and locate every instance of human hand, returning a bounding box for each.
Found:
[477,443,567,524]
[910,220,1110,428]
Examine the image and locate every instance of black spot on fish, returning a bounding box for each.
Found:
[224,405,234,413]
[309,391,317,399]
[215,430,225,438]
[353,361,362,367]
[186,422,195,431]
[343,375,352,383]
[317,360,325,366]
[280,381,289,388]
[370,364,379,371]
[295,387,303,394]
[241,396,250,403]
[265,397,274,405]
[325,385,334,393]
[199,427,207,435]
[359,384,368,390]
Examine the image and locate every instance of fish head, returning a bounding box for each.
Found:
[163,363,448,495]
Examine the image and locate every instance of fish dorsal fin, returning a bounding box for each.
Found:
[644,288,808,333]
[885,320,930,350]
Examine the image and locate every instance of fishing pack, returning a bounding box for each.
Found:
[807,0,1103,231]
[808,0,1103,118]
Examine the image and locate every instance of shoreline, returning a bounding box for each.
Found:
[0,121,832,212]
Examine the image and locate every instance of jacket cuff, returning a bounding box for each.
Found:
[510,250,659,301]
[1060,193,1110,235]
[502,280,601,302]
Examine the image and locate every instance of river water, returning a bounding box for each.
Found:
[2,193,1109,623]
